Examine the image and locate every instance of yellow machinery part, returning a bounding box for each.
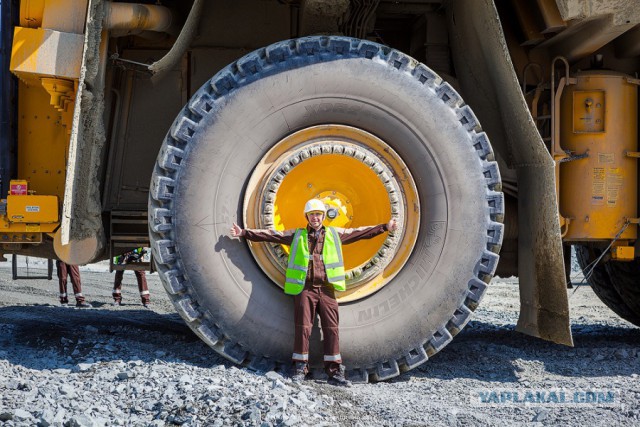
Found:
[10,27,80,133]
[1,182,59,244]
[559,70,638,241]
[8,0,86,222]
[10,27,83,82]
[6,195,58,223]
[1,193,59,245]
[8,0,175,261]
[611,245,635,261]
[4,0,89,250]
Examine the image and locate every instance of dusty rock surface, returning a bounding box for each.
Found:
[0,257,638,426]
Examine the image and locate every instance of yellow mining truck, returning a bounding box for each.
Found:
[1,0,638,381]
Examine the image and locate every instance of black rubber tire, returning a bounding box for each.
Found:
[149,36,504,382]
[575,245,640,326]
[11,254,17,281]
[605,257,640,323]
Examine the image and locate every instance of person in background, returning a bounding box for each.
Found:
[56,261,91,308]
[112,248,150,307]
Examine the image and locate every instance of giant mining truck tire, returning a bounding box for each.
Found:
[149,36,504,382]
[575,245,640,326]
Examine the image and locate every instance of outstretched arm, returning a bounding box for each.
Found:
[339,218,399,244]
[229,223,295,245]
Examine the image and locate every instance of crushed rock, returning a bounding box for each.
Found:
[0,263,637,426]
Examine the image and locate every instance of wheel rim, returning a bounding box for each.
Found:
[243,124,420,302]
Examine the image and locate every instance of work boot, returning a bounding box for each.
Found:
[327,365,352,388]
[75,301,92,308]
[291,362,307,384]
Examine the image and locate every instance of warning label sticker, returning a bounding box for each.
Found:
[606,168,623,207]
[598,153,615,164]
[592,168,605,205]
[25,206,40,213]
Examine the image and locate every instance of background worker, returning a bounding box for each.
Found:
[56,261,91,308]
[112,248,150,307]
[230,198,398,387]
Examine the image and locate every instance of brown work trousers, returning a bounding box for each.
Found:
[293,284,341,377]
[113,270,150,304]
[56,261,84,303]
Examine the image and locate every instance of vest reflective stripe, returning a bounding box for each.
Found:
[284,229,309,295]
[284,227,346,295]
[324,227,344,269]
[323,227,346,291]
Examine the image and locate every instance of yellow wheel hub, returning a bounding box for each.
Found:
[316,190,352,229]
[244,125,419,302]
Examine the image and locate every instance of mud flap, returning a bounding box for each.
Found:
[59,0,107,264]
[515,167,573,346]
[445,0,572,346]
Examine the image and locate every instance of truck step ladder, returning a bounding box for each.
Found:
[109,211,154,272]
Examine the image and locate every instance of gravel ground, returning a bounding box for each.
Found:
[0,256,638,426]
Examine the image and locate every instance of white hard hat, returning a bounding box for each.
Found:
[304,199,327,215]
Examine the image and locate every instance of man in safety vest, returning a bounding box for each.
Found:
[230,198,397,386]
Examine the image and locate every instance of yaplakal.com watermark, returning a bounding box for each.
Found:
[470,388,619,407]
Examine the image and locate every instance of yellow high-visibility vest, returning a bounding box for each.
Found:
[284,227,346,295]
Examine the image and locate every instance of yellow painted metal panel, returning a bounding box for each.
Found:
[17,80,68,198]
[6,195,58,223]
[559,71,638,241]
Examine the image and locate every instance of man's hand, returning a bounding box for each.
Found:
[387,218,398,232]
[230,223,243,238]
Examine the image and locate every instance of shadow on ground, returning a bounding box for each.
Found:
[0,305,229,371]
[376,319,638,384]
[0,306,637,382]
